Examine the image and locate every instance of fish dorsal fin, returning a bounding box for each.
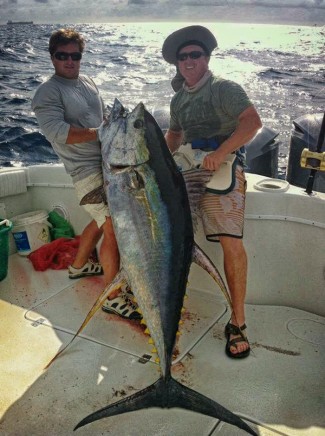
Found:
[111,98,127,120]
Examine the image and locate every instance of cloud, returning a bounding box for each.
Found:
[0,0,324,24]
[0,0,17,6]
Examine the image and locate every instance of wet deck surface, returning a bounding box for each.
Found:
[0,254,324,436]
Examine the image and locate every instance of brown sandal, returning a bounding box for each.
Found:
[225,321,250,359]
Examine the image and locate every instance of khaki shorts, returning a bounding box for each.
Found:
[200,165,246,242]
[74,172,110,229]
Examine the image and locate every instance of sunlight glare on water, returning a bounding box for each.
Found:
[0,21,323,175]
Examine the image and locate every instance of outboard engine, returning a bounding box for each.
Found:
[245,126,279,178]
[152,107,170,134]
[286,113,325,193]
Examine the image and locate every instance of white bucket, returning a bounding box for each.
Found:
[11,210,51,256]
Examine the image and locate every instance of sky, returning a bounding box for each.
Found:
[1,0,324,25]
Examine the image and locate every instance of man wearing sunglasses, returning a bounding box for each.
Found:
[32,28,141,320]
[162,25,262,359]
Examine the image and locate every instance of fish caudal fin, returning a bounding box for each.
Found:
[74,376,257,435]
[74,378,165,430]
[167,377,256,435]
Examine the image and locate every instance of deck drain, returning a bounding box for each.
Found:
[138,354,152,364]
[31,317,46,327]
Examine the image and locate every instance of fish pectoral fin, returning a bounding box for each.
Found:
[74,376,257,436]
[79,185,107,205]
[192,242,232,309]
[44,271,126,369]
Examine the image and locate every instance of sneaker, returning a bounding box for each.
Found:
[68,261,103,279]
[102,286,142,320]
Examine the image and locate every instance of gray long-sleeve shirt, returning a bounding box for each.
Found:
[32,74,105,182]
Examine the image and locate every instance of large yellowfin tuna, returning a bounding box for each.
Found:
[60,99,255,435]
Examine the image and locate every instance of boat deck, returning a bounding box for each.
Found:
[0,253,324,436]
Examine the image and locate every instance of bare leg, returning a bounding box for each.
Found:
[100,217,120,288]
[72,217,136,316]
[73,217,121,296]
[219,236,249,355]
[71,219,103,269]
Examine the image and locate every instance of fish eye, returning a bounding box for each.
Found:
[134,119,143,129]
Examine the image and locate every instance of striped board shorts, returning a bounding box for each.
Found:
[199,165,246,242]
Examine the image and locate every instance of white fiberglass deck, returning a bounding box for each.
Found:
[0,254,324,436]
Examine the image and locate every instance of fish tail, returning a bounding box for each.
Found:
[166,377,257,435]
[74,378,166,430]
[74,376,257,435]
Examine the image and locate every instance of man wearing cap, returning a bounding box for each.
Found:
[162,25,262,359]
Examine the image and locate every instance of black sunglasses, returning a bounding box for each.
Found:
[54,51,82,61]
[176,51,206,62]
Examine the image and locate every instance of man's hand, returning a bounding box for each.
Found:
[165,129,183,153]
[66,125,98,144]
[202,105,262,171]
[202,149,227,171]
[97,119,109,143]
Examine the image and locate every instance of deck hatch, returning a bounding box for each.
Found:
[25,280,227,365]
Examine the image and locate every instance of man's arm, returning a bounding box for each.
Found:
[165,129,184,153]
[66,126,98,144]
[202,105,262,171]
[32,82,102,146]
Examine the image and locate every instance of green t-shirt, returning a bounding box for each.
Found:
[170,74,252,143]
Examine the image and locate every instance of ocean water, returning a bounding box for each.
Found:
[0,21,324,177]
